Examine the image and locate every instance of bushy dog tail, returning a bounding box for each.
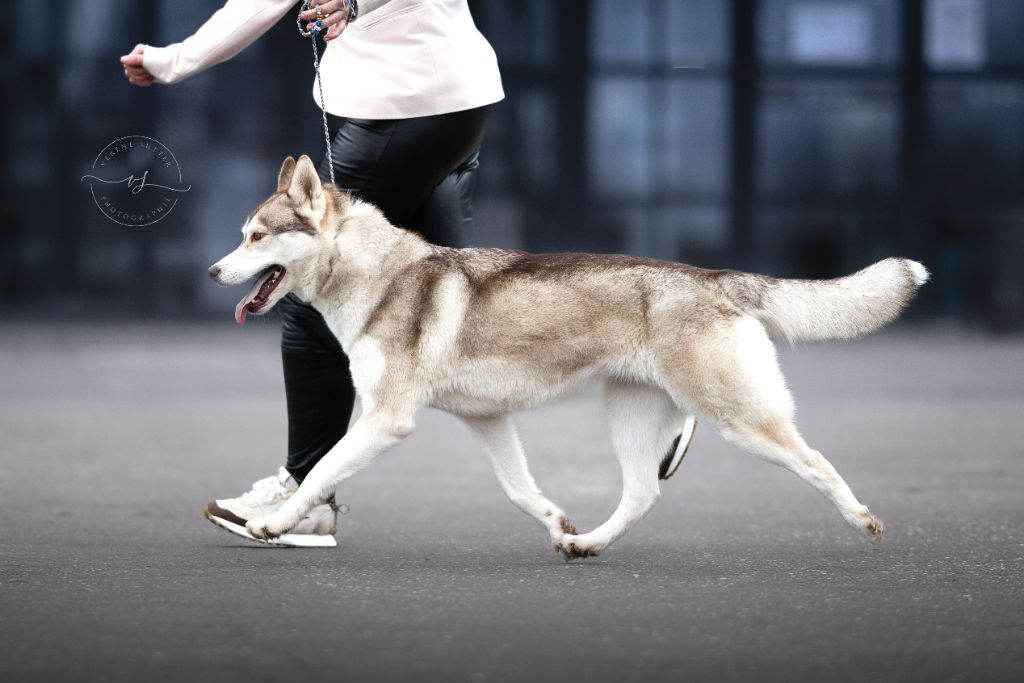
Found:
[722,258,929,342]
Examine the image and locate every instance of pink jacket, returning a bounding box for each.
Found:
[142,0,504,119]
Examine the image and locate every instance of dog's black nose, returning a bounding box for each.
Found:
[208,265,221,279]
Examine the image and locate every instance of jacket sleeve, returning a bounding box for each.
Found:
[142,0,300,84]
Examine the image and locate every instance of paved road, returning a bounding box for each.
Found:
[1,322,1022,682]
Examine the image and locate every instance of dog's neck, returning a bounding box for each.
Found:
[301,191,431,351]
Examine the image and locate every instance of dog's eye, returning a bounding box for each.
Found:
[251,232,266,243]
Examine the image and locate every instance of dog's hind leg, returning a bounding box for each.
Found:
[719,418,884,543]
[677,316,883,542]
[462,415,576,547]
[555,381,679,560]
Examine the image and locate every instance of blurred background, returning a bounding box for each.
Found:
[1,0,1023,328]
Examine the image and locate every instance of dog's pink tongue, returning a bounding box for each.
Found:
[234,299,250,326]
[234,276,267,325]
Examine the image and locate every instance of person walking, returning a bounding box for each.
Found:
[122,0,503,546]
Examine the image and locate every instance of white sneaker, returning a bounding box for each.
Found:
[203,467,338,548]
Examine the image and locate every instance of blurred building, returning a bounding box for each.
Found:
[1,0,1022,328]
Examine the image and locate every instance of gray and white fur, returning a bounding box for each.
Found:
[209,155,929,560]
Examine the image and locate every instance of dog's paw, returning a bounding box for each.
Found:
[554,533,602,561]
[246,512,297,541]
[548,514,578,545]
[864,515,885,544]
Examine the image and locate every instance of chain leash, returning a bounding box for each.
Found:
[297,0,336,184]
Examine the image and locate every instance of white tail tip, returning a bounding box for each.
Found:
[906,260,930,286]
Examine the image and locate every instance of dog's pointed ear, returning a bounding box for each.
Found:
[287,155,325,217]
[277,156,297,192]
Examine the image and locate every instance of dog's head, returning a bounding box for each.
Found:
[209,155,333,324]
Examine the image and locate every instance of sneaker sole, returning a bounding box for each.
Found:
[204,511,337,548]
[658,415,698,481]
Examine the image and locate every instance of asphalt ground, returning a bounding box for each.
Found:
[1,322,1022,682]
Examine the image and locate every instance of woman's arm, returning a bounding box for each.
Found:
[127,0,299,85]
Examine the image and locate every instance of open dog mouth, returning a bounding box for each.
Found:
[234,265,286,325]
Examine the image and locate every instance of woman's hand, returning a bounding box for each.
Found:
[299,0,351,41]
[120,44,155,87]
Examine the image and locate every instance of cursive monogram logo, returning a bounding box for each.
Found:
[81,135,191,227]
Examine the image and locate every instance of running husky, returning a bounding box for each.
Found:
[208,155,928,559]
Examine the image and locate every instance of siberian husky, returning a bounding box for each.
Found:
[208,155,928,559]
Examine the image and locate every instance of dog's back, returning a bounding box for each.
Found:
[375,243,927,370]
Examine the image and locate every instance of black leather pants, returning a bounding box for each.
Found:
[279,106,489,482]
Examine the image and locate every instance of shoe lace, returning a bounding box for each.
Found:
[239,474,288,504]
[326,493,349,515]
[237,474,350,515]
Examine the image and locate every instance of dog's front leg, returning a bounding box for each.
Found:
[462,415,577,548]
[246,411,414,540]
